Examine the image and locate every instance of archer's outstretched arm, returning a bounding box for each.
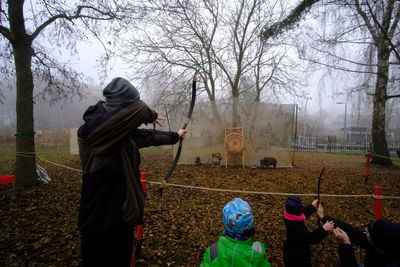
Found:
[132,129,186,149]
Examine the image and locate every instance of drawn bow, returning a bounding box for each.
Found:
[159,72,197,197]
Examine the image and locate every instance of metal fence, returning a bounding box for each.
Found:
[293,135,400,156]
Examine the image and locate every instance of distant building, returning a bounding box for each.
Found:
[317,114,349,138]
[338,127,397,144]
[339,127,371,143]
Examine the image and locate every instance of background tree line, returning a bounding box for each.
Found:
[0,0,399,186]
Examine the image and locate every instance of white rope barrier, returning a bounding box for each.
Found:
[16,150,69,154]
[32,156,400,200]
[372,153,400,162]
[147,181,400,199]
[36,156,83,172]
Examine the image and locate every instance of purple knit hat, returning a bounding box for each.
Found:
[285,196,303,216]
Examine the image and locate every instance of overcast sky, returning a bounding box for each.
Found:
[72,39,353,120]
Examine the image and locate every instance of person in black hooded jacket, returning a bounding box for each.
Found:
[329,218,400,267]
[77,77,187,267]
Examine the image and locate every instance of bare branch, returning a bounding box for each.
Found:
[386,94,400,100]
[388,2,400,38]
[31,5,122,41]
[0,25,11,40]
[31,49,86,102]
[262,0,319,40]
[300,55,377,75]
[381,0,395,34]
[365,0,400,61]
[354,0,379,42]
[317,24,370,45]
[311,45,378,67]
[78,17,111,60]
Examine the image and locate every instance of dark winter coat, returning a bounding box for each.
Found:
[323,216,400,267]
[77,100,179,236]
[337,243,358,267]
[283,204,328,267]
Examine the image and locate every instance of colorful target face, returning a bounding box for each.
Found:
[225,133,245,153]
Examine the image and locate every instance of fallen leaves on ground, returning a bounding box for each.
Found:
[0,149,399,266]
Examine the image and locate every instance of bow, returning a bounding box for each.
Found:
[317,167,325,226]
[159,72,197,197]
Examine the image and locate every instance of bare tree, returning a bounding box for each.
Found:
[122,0,313,128]
[121,0,224,124]
[300,0,400,165]
[253,41,307,103]
[0,0,145,186]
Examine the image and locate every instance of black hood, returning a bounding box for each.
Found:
[368,219,400,253]
[103,77,140,111]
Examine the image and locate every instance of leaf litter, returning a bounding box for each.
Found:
[0,150,399,266]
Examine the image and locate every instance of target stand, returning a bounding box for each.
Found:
[224,127,245,168]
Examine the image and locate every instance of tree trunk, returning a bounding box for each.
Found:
[232,84,239,127]
[210,99,223,126]
[230,92,241,166]
[14,46,39,187]
[10,0,39,186]
[203,78,222,126]
[371,41,392,166]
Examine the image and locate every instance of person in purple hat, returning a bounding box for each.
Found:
[283,196,335,266]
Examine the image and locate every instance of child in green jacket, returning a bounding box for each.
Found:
[201,198,271,267]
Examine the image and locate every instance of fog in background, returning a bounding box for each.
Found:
[163,101,295,167]
[1,0,399,141]
[1,64,399,140]
[0,79,102,137]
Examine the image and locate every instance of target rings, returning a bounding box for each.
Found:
[225,133,245,153]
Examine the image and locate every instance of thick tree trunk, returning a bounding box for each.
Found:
[14,45,39,186]
[208,100,225,145]
[230,94,241,166]
[371,42,393,166]
[210,99,223,126]
[10,0,39,186]
[232,89,239,127]
[203,79,222,126]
